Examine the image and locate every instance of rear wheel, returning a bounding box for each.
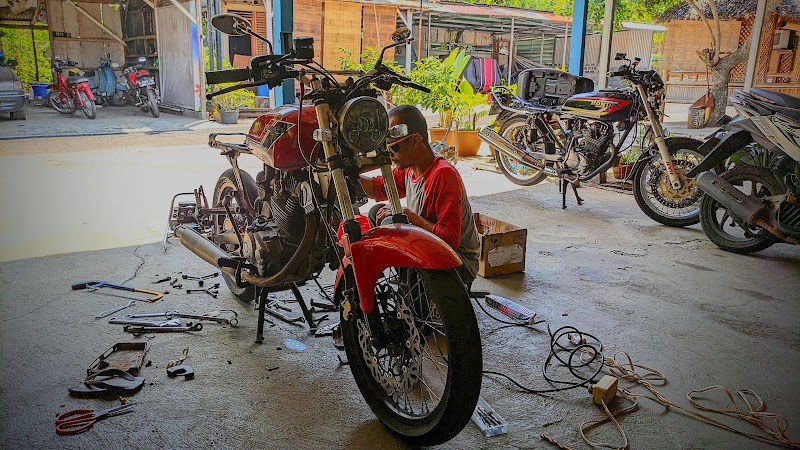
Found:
[632,140,707,227]
[496,118,549,186]
[340,267,482,446]
[49,91,76,114]
[146,89,160,118]
[79,92,97,119]
[213,169,259,301]
[700,165,783,254]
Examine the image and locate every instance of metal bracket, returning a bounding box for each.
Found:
[300,182,314,214]
[313,128,333,142]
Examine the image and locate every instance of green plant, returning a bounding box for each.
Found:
[213,82,255,112]
[393,49,471,127]
[453,81,489,131]
[619,149,641,164]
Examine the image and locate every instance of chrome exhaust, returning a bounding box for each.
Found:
[479,126,568,179]
[174,225,236,277]
[695,171,768,223]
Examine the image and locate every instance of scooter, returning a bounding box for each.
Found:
[687,88,800,254]
[92,53,128,107]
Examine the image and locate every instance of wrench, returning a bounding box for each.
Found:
[124,323,203,336]
[108,318,183,327]
[95,300,136,319]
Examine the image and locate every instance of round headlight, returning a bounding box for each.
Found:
[337,96,388,153]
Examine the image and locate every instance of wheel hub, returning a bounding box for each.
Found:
[649,160,702,208]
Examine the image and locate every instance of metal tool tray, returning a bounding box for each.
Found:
[87,342,148,377]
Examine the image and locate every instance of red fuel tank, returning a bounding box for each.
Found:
[561,90,634,122]
[246,105,319,171]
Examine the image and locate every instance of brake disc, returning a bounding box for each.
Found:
[357,297,422,396]
[649,159,702,208]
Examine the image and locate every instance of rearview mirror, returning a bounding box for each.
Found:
[614,53,626,61]
[392,27,411,43]
[212,13,251,36]
[7,59,18,68]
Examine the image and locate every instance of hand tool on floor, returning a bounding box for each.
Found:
[167,364,195,379]
[55,403,136,436]
[72,281,166,302]
[124,323,203,336]
[182,272,219,286]
[123,310,239,327]
[167,348,189,369]
[108,318,183,327]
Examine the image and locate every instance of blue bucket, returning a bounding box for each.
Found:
[31,82,48,98]
[256,84,270,97]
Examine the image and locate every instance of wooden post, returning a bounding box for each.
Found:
[562,22,568,69]
[744,0,768,92]
[507,18,515,82]
[597,0,616,88]
[417,8,423,61]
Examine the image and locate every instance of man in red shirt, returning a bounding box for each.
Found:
[360,105,480,285]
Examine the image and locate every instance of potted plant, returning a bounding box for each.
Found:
[613,149,640,179]
[452,81,490,156]
[213,82,255,124]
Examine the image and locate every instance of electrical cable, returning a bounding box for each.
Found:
[470,292,604,394]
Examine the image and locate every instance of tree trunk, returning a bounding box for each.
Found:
[707,65,731,124]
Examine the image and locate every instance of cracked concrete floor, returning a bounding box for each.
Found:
[0,132,799,449]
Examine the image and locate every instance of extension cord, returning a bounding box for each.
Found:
[589,375,618,405]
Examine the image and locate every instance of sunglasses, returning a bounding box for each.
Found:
[386,133,415,153]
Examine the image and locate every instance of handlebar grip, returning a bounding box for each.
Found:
[206,68,251,85]
[400,80,430,94]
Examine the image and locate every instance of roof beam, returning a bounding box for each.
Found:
[64,1,127,46]
[166,0,197,24]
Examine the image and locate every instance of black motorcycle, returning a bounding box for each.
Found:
[480,54,709,226]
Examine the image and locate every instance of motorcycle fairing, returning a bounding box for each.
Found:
[687,129,753,177]
[346,224,462,315]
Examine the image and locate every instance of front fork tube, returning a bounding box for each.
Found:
[636,84,680,190]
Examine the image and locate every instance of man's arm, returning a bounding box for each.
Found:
[420,167,464,251]
[359,175,376,198]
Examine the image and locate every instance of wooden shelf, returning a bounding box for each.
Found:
[51,36,119,43]
[124,35,157,42]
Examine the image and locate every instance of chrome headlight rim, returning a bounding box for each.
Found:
[337,96,389,153]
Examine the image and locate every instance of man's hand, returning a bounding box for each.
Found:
[376,205,393,225]
[403,208,435,233]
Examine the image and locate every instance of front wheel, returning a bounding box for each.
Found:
[146,89,160,118]
[632,139,707,227]
[700,165,783,254]
[496,118,549,186]
[79,92,97,119]
[213,169,259,301]
[340,267,482,446]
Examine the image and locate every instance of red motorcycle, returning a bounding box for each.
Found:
[47,58,96,119]
[168,14,482,445]
[123,56,159,118]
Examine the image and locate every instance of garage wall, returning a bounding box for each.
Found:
[46,0,125,69]
[362,4,395,62]
[157,1,201,111]
[322,1,361,67]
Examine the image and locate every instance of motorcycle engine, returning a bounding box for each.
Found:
[563,120,613,176]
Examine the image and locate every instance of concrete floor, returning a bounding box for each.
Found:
[1,128,799,449]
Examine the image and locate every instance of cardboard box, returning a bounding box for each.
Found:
[473,213,527,277]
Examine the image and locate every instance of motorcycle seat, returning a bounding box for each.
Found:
[67,76,90,85]
[751,88,800,109]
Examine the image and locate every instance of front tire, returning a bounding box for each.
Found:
[213,169,259,301]
[700,165,783,254]
[80,92,97,119]
[340,267,482,446]
[632,139,707,227]
[146,89,160,118]
[496,118,549,186]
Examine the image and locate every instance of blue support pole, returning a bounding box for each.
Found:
[568,0,589,76]
[273,0,294,105]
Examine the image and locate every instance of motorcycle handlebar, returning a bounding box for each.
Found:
[206,68,252,85]
[397,79,431,94]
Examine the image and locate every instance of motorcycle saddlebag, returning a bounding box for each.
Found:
[516,68,594,107]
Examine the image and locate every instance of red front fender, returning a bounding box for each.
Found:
[348,223,461,314]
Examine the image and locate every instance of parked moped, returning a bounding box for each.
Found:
[91,53,128,107]
[166,14,481,445]
[47,58,97,119]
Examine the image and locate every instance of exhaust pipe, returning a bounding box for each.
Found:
[174,212,318,288]
[695,171,768,223]
[479,127,568,179]
[174,225,237,277]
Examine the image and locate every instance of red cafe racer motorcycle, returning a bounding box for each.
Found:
[167,14,481,445]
